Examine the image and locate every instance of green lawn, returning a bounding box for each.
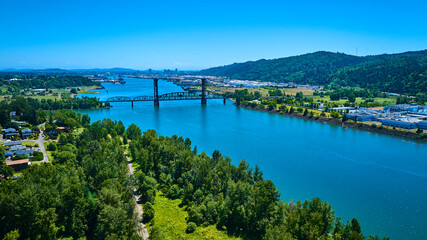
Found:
[150,193,241,240]
[73,128,85,135]
[77,86,100,94]
[206,86,314,97]
[21,141,35,147]
[312,96,397,105]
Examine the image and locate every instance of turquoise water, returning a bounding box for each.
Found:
[78,78,427,239]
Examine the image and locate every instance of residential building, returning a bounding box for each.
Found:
[6,159,29,171]
[21,128,33,139]
[4,128,18,139]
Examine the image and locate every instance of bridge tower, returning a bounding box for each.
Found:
[154,78,159,107]
[201,78,207,105]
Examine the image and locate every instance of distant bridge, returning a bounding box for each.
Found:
[101,78,225,107]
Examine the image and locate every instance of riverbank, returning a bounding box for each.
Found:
[238,103,427,142]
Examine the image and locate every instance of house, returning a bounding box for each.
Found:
[21,128,33,139]
[47,130,58,138]
[10,145,26,151]
[3,149,33,159]
[13,149,34,158]
[11,120,26,125]
[6,159,29,171]
[10,111,17,117]
[56,126,69,133]
[4,128,18,139]
[4,141,22,147]
[4,151,13,158]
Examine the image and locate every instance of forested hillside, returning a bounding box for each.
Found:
[328,53,427,95]
[199,50,427,95]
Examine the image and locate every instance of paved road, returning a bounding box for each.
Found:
[1,124,49,163]
[127,155,149,240]
[27,124,49,163]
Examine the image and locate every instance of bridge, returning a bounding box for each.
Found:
[102,78,225,107]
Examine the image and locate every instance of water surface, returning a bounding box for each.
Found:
[79,78,427,240]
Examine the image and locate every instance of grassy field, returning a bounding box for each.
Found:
[77,86,100,94]
[150,193,241,240]
[0,85,99,102]
[312,96,397,105]
[206,86,314,97]
[72,128,85,135]
[21,141,35,147]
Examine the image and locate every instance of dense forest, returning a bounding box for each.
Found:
[199,50,427,95]
[0,116,140,239]
[0,73,100,90]
[0,97,102,126]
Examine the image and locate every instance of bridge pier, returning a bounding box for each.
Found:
[131,101,134,107]
[154,78,159,107]
[201,78,207,105]
[223,96,226,104]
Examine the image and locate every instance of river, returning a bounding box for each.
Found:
[78,77,427,240]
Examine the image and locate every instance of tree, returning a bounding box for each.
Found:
[47,142,57,151]
[2,230,20,240]
[264,226,295,240]
[0,162,15,179]
[186,222,197,233]
[143,202,155,223]
[268,102,277,111]
[34,208,59,240]
[342,114,349,122]
[81,114,91,126]
[348,93,356,103]
[138,175,157,203]
[303,108,309,116]
[279,105,288,113]
[331,111,340,119]
[126,124,142,140]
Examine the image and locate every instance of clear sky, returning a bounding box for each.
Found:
[1,0,426,70]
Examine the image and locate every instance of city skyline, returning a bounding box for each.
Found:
[1,0,426,70]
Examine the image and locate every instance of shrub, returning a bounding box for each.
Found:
[186,222,197,233]
[47,142,57,151]
[330,111,340,119]
[143,202,155,223]
[30,151,43,161]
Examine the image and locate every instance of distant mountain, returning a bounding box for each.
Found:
[69,67,138,72]
[199,50,427,95]
[0,67,139,73]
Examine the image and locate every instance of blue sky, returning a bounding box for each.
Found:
[1,0,426,70]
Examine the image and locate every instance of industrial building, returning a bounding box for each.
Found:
[345,104,427,130]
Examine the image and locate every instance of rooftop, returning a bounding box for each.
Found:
[6,159,29,166]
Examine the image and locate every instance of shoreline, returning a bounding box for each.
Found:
[238,103,427,143]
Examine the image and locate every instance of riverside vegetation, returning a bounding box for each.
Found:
[0,107,389,239]
[226,89,427,141]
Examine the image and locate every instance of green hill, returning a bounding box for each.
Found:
[199,50,427,95]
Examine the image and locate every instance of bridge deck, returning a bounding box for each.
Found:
[103,92,223,102]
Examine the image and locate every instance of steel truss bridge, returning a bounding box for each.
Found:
[101,78,225,106]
